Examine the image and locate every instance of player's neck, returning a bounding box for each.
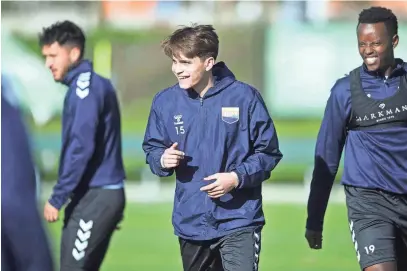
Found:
[383,59,397,77]
[194,74,214,98]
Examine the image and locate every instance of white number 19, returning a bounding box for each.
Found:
[364,245,375,254]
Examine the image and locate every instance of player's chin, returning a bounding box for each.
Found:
[178,82,192,89]
[53,75,63,82]
[364,61,380,72]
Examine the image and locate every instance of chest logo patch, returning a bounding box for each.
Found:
[221,107,239,124]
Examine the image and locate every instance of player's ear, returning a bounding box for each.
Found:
[204,57,215,72]
[69,47,81,63]
[392,34,399,49]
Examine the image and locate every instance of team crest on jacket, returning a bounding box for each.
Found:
[221,107,239,124]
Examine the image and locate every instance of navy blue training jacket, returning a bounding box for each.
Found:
[1,82,54,271]
[143,62,283,240]
[49,60,125,209]
[307,60,407,231]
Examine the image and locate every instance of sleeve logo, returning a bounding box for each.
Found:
[76,72,91,99]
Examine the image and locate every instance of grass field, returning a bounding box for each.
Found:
[47,202,359,271]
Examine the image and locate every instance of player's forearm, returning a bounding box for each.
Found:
[50,166,88,209]
[234,151,282,188]
[306,121,345,229]
[306,154,339,231]
[50,141,94,209]
[305,87,347,230]
[306,183,334,231]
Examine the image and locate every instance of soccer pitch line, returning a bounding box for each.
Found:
[41,182,346,204]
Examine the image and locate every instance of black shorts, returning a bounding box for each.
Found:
[345,185,407,270]
[60,188,125,271]
[179,227,262,271]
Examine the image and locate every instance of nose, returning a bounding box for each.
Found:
[364,45,374,56]
[45,58,53,69]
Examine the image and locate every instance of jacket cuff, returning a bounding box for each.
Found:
[306,217,324,231]
[160,154,166,169]
[48,194,66,210]
[154,151,171,174]
[233,168,247,189]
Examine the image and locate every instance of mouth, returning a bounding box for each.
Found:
[364,56,378,65]
[178,76,190,80]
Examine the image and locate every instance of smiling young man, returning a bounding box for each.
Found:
[142,24,282,271]
[40,21,126,271]
[305,7,407,271]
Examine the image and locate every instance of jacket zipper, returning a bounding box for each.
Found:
[200,96,210,236]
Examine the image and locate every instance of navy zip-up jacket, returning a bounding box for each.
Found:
[49,60,125,209]
[307,59,407,231]
[1,85,54,271]
[143,62,283,240]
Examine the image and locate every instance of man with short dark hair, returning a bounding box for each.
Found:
[305,7,407,271]
[143,24,283,271]
[40,20,126,271]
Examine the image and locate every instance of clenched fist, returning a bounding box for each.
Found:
[44,201,59,222]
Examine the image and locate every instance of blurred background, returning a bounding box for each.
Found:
[2,1,407,270]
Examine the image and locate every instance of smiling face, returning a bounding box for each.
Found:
[171,53,214,90]
[357,22,398,73]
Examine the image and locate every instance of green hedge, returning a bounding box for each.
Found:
[30,96,322,136]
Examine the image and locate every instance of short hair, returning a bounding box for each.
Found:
[358,6,398,37]
[39,20,86,59]
[161,24,219,60]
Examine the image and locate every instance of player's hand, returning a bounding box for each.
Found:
[200,172,239,198]
[305,229,323,249]
[44,201,59,223]
[161,142,184,169]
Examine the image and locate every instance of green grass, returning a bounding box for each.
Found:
[47,202,358,271]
